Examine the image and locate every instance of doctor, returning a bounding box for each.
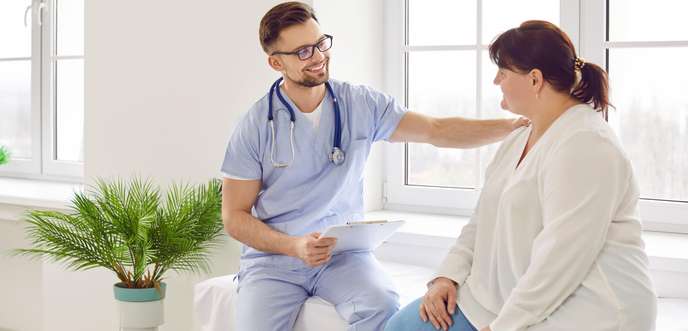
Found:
[221,2,528,331]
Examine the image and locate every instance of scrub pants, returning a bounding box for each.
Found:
[384,298,477,331]
[236,251,400,331]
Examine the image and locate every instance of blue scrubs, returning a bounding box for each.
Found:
[221,79,407,331]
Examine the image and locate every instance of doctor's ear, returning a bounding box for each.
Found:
[268,55,285,72]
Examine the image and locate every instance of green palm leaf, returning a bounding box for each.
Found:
[0,146,9,165]
[15,178,224,288]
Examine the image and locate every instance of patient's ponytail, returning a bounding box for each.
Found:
[571,59,611,114]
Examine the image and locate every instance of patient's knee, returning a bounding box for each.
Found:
[383,298,425,331]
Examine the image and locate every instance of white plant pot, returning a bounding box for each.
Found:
[118,299,164,331]
[114,283,167,331]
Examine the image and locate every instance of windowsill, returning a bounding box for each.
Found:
[366,209,688,274]
[2,182,686,273]
[0,177,82,212]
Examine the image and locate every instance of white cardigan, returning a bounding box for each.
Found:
[434,104,657,331]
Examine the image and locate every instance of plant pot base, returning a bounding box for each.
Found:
[118,299,164,330]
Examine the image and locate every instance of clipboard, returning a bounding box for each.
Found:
[320,220,406,254]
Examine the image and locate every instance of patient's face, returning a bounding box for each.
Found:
[269,19,330,88]
[493,67,533,116]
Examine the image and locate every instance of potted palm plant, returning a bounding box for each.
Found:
[0,146,9,165]
[15,178,225,331]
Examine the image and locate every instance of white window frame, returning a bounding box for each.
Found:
[580,0,688,233]
[0,0,43,177]
[383,0,688,233]
[0,0,84,181]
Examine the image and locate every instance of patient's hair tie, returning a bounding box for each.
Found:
[574,57,586,71]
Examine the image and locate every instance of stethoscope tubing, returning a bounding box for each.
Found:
[267,77,345,167]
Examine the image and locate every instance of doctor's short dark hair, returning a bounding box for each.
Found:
[259,2,318,53]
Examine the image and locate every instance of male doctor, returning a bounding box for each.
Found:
[221,2,527,331]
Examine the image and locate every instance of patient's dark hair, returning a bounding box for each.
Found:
[489,20,611,114]
[259,2,318,53]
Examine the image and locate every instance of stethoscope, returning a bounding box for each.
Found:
[268,77,345,168]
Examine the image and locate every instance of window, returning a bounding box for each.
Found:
[384,0,575,212]
[603,0,688,231]
[405,0,560,190]
[384,0,688,232]
[0,0,84,180]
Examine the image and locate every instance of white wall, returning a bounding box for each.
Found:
[84,0,288,184]
[16,1,385,331]
[0,215,43,331]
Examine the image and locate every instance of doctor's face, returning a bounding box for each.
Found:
[269,18,330,87]
[493,67,535,116]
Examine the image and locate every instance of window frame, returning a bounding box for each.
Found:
[0,0,84,181]
[383,0,688,233]
[581,0,688,232]
[0,0,43,177]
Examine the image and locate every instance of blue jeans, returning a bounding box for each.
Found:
[384,297,477,331]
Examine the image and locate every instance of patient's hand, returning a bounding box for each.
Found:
[291,232,337,267]
[420,277,458,331]
[479,327,492,331]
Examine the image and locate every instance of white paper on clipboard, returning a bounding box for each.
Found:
[320,220,406,254]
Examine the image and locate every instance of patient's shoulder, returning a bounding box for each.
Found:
[499,125,530,153]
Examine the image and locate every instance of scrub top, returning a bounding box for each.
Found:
[221,79,407,269]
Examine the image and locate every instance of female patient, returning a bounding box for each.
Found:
[385,20,656,331]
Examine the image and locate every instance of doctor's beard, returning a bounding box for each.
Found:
[295,59,330,87]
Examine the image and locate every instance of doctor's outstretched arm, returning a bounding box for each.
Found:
[388,111,528,148]
[222,178,337,267]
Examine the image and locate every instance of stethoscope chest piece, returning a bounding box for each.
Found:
[330,147,346,166]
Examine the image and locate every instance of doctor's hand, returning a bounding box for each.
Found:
[420,277,458,331]
[479,327,492,331]
[511,116,531,130]
[291,232,337,267]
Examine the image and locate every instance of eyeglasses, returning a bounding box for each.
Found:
[271,34,333,61]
